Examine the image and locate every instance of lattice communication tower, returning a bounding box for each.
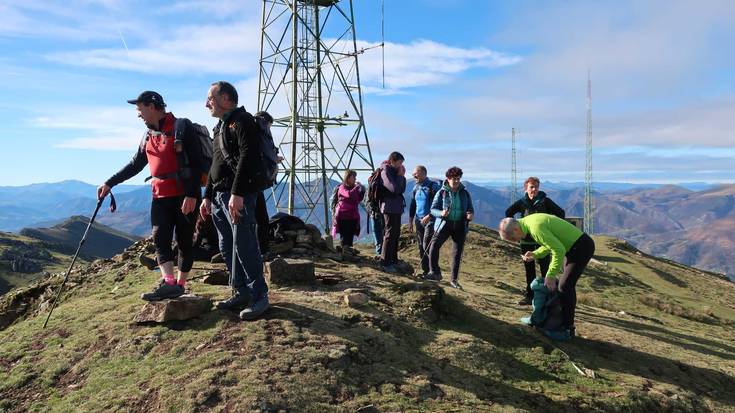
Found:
[257,0,376,231]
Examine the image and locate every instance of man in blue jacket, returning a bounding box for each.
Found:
[409,165,440,276]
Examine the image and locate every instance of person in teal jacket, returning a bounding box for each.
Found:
[422,166,474,289]
[499,213,595,340]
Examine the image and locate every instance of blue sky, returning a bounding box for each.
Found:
[1,0,734,187]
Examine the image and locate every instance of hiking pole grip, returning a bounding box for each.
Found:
[43,196,106,329]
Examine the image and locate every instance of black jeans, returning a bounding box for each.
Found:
[521,243,551,299]
[381,213,402,266]
[558,233,595,329]
[428,220,467,282]
[150,196,198,272]
[338,219,358,247]
[415,217,435,273]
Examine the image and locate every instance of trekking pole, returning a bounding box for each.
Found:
[43,192,116,329]
[416,216,446,277]
[231,223,238,291]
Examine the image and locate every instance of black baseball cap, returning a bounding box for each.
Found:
[127,91,166,107]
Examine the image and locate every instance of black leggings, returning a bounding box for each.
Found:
[338,219,358,247]
[521,243,551,298]
[558,233,595,328]
[381,213,402,266]
[428,220,467,282]
[150,196,198,272]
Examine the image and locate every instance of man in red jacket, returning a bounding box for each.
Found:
[98,91,205,301]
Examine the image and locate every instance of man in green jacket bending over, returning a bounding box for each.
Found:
[499,214,595,340]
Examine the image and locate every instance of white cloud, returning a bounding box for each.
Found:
[46,22,263,75]
[356,39,521,91]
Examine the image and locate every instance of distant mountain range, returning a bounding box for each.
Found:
[1,180,733,280]
[20,216,140,259]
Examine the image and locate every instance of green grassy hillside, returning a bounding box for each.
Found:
[1,225,734,412]
[0,231,85,296]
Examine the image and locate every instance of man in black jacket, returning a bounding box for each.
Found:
[199,81,269,321]
[98,91,204,301]
[505,177,565,305]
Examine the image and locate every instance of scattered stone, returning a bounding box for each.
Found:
[195,343,207,351]
[590,258,607,266]
[344,292,370,307]
[344,288,369,294]
[265,258,316,285]
[134,295,212,323]
[269,240,294,254]
[199,270,229,285]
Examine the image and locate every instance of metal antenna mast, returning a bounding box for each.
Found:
[511,127,518,203]
[258,0,375,231]
[584,70,594,234]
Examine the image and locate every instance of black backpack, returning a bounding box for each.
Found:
[366,167,384,215]
[253,115,279,190]
[175,118,212,186]
[218,113,279,191]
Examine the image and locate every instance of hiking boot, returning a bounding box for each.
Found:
[422,272,442,282]
[215,292,250,311]
[138,254,157,271]
[517,296,532,306]
[210,253,224,263]
[140,280,184,301]
[240,294,270,321]
[449,280,464,290]
[543,328,572,341]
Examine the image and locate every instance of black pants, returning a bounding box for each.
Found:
[415,217,435,273]
[338,219,358,247]
[428,220,467,282]
[255,191,269,254]
[150,196,198,272]
[521,243,551,298]
[558,233,595,328]
[381,213,402,266]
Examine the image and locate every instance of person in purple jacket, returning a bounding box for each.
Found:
[330,169,365,251]
[378,152,407,272]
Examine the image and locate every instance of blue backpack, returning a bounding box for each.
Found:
[521,278,563,330]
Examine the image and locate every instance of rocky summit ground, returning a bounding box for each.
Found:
[1,224,734,412]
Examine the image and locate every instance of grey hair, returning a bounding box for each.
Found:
[498,217,519,240]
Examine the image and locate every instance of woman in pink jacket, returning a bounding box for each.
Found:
[331,169,365,249]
